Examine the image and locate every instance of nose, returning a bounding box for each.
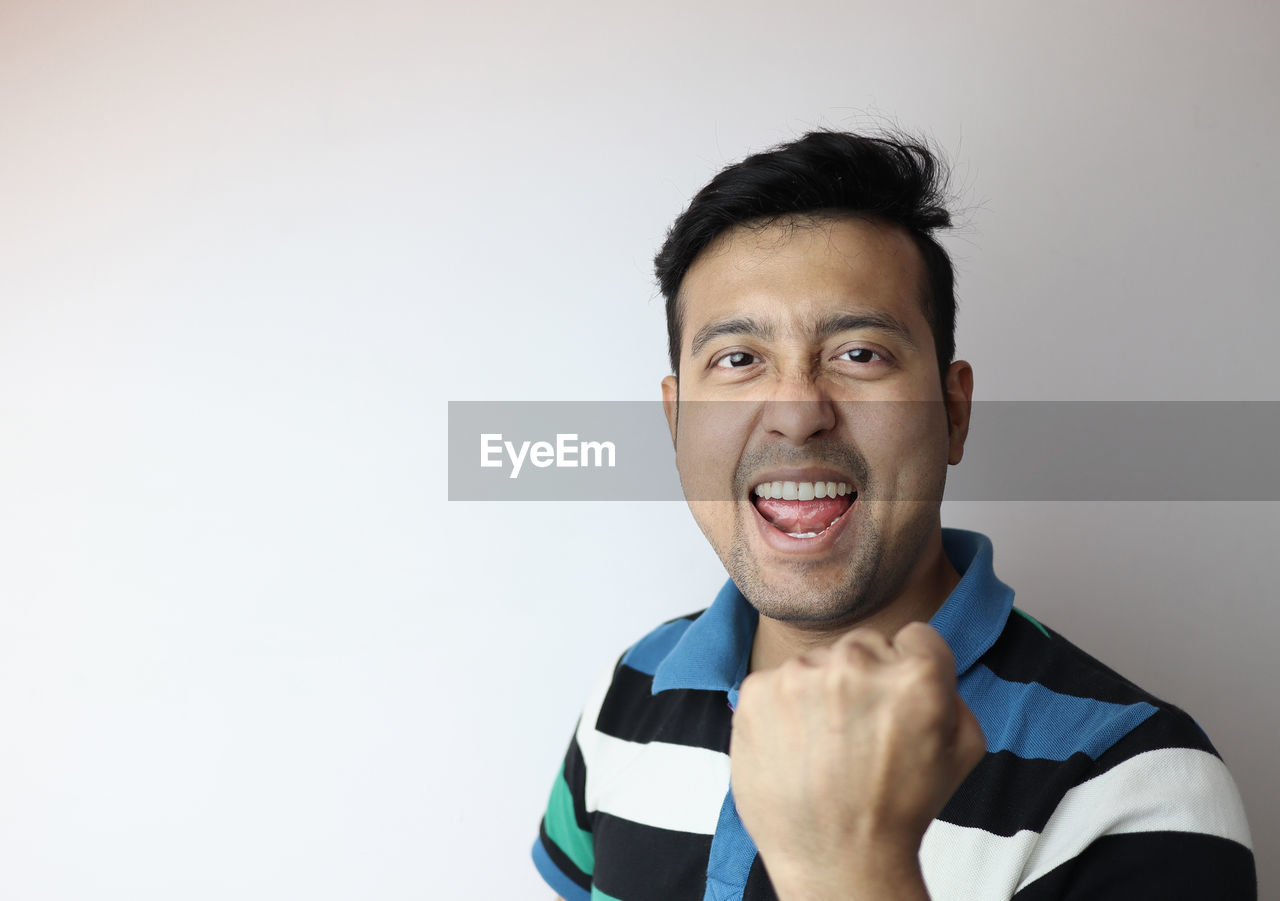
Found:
[759,375,838,445]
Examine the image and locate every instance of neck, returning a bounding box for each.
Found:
[748,532,962,673]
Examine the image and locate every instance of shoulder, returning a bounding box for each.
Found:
[971,609,1253,888]
[573,608,711,736]
[972,606,1218,761]
[934,609,1255,896]
[584,607,715,730]
[574,608,735,762]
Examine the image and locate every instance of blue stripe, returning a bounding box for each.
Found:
[703,788,756,901]
[962,664,1158,760]
[531,837,591,901]
[621,618,695,675]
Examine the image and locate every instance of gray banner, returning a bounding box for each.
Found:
[448,401,1280,501]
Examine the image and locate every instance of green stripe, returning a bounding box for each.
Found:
[544,770,594,876]
[591,887,623,901]
[1013,607,1051,639]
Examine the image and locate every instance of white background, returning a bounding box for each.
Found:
[1,0,1276,897]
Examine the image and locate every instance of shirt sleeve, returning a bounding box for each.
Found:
[1010,708,1256,900]
[532,730,594,901]
[1011,831,1255,900]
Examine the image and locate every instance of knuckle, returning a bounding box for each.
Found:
[821,660,852,695]
[899,622,953,658]
[837,631,887,668]
[841,626,888,650]
[899,620,936,641]
[837,626,873,645]
[736,673,763,709]
[777,660,812,698]
[838,644,874,673]
[903,647,950,683]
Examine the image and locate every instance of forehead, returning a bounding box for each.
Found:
[678,216,930,341]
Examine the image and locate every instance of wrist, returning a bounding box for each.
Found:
[763,842,928,901]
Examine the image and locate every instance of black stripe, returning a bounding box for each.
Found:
[591,811,713,901]
[563,732,592,834]
[983,611,1163,707]
[939,749,1094,836]
[539,819,592,892]
[1086,704,1220,779]
[594,664,733,753]
[1011,831,1256,900]
[940,706,1225,836]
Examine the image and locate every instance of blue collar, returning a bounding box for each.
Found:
[650,528,1014,699]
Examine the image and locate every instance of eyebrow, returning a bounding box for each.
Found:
[688,310,919,357]
[814,312,919,351]
[689,317,774,357]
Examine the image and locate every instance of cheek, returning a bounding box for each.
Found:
[685,500,740,546]
[862,403,951,499]
[673,403,753,503]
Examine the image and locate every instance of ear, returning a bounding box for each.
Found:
[661,375,679,449]
[944,361,974,465]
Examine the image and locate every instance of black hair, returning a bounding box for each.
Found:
[654,130,956,380]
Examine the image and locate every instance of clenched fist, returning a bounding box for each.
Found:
[729,622,986,899]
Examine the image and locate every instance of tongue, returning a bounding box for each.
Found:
[755,495,853,533]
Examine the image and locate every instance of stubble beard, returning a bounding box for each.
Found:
[726,500,938,629]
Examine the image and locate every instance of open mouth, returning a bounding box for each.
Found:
[750,479,857,540]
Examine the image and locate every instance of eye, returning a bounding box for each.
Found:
[714,351,758,369]
[836,347,885,364]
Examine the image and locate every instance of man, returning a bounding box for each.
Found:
[531,131,1256,899]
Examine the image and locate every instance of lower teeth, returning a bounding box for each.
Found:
[786,531,820,538]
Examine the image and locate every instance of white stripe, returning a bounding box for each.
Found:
[919,747,1252,899]
[574,661,730,835]
[920,821,1037,900]
[579,730,730,834]
[1016,747,1252,890]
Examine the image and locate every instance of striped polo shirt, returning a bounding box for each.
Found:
[533,529,1256,900]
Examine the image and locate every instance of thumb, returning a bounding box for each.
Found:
[892,621,954,668]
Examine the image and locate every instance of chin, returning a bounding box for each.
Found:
[726,545,879,625]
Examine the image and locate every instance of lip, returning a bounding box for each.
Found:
[748,481,858,555]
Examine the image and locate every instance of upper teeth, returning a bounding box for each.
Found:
[753,480,853,501]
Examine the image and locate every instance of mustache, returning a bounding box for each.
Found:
[734,441,871,495]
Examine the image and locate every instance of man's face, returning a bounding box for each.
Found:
[661,216,972,627]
